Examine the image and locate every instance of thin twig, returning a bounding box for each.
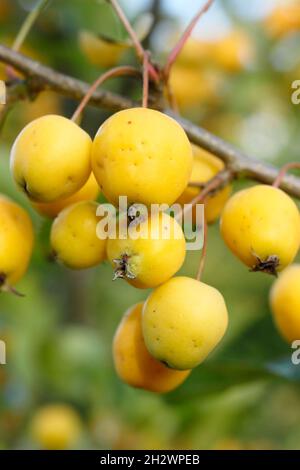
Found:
[12,0,51,52]
[6,0,51,79]
[164,0,214,79]
[109,0,159,82]
[179,169,234,222]
[273,162,300,189]
[71,65,140,122]
[165,80,179,113]
[196,217,207,281]
[142,52,149,108]
[109,0,144,59]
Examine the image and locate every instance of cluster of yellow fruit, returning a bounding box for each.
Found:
[168,31,253,111]
[4,105,300,394]
[6,107,230,393]
[264,2,300,38]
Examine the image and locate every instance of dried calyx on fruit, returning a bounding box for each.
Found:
[106,211,186,289]
[220,185,300,275]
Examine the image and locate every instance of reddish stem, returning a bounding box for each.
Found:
[164,0,214,79]
[71,65,140,122]
[196,215,207,281]
[142,52,150,107]
[273,162,300,189]
[179,169,227,221]
[176,169,228,281]
[109,0,159,82]
[165,80,179,113]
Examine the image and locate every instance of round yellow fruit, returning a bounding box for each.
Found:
[0,195,34,288]
[270,264,300,343]
[113,303,191,393]
[33,173,100,218]
[142,276,228,370]
[79,30,127,68]
[50,201,106,269]
[176,145,231,224]
[31,404,81,450]
[92,108,193,206]
[220,185,300,274]
[106,212,186,289]
[10,114,92,202]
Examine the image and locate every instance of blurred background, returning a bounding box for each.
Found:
[0,0,300,450]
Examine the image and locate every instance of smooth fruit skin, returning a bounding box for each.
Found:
[176,145,232,224]
[270,265,300,343]
[142,277,228,370]
[50,201,106,270]
[32,173,100,218]
[79,30,126,68]
[31,404,81,450]
[106,212,186,289]
[0,195,34,286]
[220,185,300,273]
[113,303,190,393]
[10,115,92,202]
[92,108,193,207]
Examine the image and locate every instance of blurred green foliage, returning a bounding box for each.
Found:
[0,0,300,450]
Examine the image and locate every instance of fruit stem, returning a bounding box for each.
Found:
[6,0,51,79]
[0,274,25,297]
[163,0,214,80]
[273,162,300,189]
[196,216,207,281]
[108,0,160,82]
[178,169,232,280]
[179,168,230,221]
[165,81,179,113]
[142,51,150,108]
[12,0,51,52]
[71,65,140,123]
